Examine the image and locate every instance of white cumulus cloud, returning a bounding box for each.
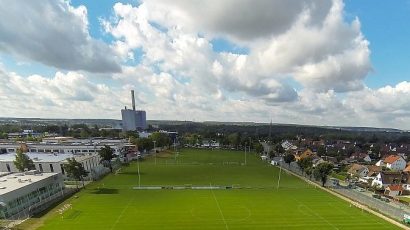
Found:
[0,0,121,73]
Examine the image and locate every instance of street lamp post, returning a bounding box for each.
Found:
[277,159,282,190]
[137,154,141,188]
[244,142,247,166]
[153,141,157,165]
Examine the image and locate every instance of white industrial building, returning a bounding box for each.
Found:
[0,138,126,155]
[0,171,64,219]
[0,153,103,180]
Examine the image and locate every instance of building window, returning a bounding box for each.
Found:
[60,165,65,175]
[6,164,10,172]
[50,164,54,172]
[39,164,43,172]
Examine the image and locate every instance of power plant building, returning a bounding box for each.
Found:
[121,90,147,131]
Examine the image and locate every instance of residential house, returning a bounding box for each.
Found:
[384,185,404,197]
[366,165,382,178]
[350,152,371,163]
[375,155,406,171]
[312,157,325,168]
[371,171,410,189]
[270,157,283,166]
[281,141,297,151]
[384,155,406,171]
[348,164,369,178]
[295,149,316,161]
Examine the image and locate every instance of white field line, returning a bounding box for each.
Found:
[327,202,390,230]
[110,196,135,230]
[281,167,410,230]
[210,183,229,230]
[293,197,339,230]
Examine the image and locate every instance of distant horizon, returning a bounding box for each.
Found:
[1,1,410,129]
[0,116,407,132]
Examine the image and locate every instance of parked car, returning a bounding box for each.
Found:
[381,197,390,203]
[372,194,381,199]
[357,188,365,192]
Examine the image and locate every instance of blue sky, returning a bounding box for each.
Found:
[345,0,410,88]
[0,0,410,129]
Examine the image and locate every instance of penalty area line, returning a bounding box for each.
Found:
[210,183,229,230]
[110,196,135,230]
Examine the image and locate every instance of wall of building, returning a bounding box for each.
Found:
[0,143,122,155]
[0,154,101,180]
[0,173,64,218]
[121,109,147,131]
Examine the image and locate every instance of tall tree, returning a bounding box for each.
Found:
[254,142,263,154]
[284,154,295,166]
[317,145,326,156]
[150,132,171,147]
[63,158,89,188]
[313,162,334,187]
[98,145,115,172]
[297,157,313,175]
[137,137,154,152]
[13,148,35,172]
[274,143,285,155]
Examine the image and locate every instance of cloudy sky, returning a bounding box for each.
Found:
[0,0,409,129]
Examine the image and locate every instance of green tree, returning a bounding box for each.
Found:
[313,162,334,187]
[317,145,326,156]
[63,158,89,188]
[254,142,263,154]
[268,149,276,158]
[297,157,313,176]
[98,145,115,172]
[274,143,285,155]
[284,154,295,166]
[13,148,35,172]
[227,133,240,149]
[137,137,154,152]
[150,132,171,148]
[305,167,313,180]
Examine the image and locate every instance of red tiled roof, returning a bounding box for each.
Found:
[387,184,403,191]
[384,155,401,164]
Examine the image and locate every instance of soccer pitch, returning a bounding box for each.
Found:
[22,148,401,229]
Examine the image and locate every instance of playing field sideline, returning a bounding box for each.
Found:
[19,148,401,229]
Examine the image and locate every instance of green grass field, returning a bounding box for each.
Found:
[19,148,400,229]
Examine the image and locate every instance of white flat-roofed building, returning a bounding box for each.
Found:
[0,138,126,155]
[0,153,101,180]
[0,171,64,218]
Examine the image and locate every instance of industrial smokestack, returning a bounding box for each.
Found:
[131,90,136,111]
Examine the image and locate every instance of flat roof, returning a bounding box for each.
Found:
[0,172,59,196]
[0,153,74,163]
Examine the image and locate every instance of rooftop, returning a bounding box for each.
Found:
[0,172,59,196]
[384,155,402,164]
[0,153,74,163]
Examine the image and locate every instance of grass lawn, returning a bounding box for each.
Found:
[398,196,410,203]
[17,148,401,229]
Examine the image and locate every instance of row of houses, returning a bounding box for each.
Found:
[347,154,410,197]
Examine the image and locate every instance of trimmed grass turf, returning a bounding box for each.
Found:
[19,148,401,229]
